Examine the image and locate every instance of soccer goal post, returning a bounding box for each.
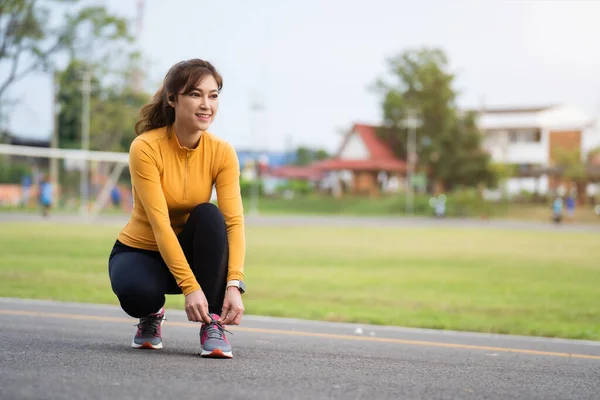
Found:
[0,143,129,220]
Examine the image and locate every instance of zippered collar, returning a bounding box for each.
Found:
[167,126,204,158]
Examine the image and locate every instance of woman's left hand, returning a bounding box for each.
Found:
[219,287,245,325]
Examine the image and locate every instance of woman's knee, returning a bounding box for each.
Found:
[110,268,165,318]
[111,277,162,300]
[108,252,167,310]
[189,203,226,230]
[118,294,164,318]
[190,202,223,219]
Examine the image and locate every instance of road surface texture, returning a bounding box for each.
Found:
[1,298,599,400]
[2,211,600,233]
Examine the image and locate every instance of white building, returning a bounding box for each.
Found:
[476,104,599,196]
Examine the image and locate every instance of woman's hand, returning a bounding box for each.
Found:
[219,287,245,325]
[185,289,211,324]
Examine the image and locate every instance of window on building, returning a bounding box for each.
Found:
[508,129,541,143]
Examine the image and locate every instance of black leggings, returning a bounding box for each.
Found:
[108,203,228,318]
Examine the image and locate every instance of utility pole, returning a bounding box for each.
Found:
[400,108,422,216]
[80,70,91,216]
[50,71,60,195]
[132,0,145,92]
[249,97,264,216]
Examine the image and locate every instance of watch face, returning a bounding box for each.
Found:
[239,281,246,293]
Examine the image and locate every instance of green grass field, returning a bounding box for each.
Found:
[1,222,598,340]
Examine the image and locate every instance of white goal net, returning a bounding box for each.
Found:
[0,143,130,219]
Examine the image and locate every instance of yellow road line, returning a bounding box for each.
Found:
[2,309,599,361]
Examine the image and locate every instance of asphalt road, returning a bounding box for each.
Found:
[2,211,600,233]
[1,298,599,400]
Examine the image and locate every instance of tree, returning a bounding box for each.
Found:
[57,54,150,152]
[294,146,329,166]
[0,0,131,121]
[553,147,586,183]
[374,47,496,191]
[489,162,518,198]
[435,111,497,190]
[56,59,99,149]
[552,147,587,202]
[587,146,600,164]
[551,146,600,205]
[90,82,149,152]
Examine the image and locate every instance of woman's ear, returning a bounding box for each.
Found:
[167,93,176,107]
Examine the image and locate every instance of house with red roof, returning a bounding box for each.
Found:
[312,123,406,196]
[268,123,406,197]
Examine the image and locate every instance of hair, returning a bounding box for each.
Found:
[134,59,223,135]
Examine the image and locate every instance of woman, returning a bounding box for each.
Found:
[108,59,246,359]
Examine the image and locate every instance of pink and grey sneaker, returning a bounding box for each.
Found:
[132,307,165,350]
[200,313,233,358]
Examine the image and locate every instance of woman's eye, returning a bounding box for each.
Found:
[211,94,218,99]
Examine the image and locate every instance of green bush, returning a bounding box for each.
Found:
[251,190,503,218]
[275,180,313,196]
[240,179,263,198]
[0,160,31,184]
[445,187,498,217]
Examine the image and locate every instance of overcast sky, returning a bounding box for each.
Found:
[5,0,600,152]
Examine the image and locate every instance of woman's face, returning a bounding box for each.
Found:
[170,75,220,132]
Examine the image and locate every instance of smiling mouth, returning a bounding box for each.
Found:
[196,113,211,118]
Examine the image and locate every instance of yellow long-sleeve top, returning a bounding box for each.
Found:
[117,126,245,296]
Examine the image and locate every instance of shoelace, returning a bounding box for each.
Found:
[204,315,233,339]
[135,314,166,334]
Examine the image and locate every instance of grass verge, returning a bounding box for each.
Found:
[0,222,598,340]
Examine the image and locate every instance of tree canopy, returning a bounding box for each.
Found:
[57,54,150,152]
[0,0,132,122]
[375,47,496,191]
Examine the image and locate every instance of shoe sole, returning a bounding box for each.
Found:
[132,341,163,350]
[201,348,233,358]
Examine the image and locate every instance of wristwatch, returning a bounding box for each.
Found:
[226,280,246,294]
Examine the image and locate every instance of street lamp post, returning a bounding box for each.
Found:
[80,70,91,217]
[400,108,422,216]
[249,98,264,216]
[50,71,60,193]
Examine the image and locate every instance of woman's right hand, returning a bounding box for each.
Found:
[185,289,211,324]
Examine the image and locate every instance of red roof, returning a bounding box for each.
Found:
[314,123,405,172]
[312,158,405,172]
[346,124,397,159]
[270,165,324,181]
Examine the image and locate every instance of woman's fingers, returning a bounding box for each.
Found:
[201,307,212,324]
[188,305,201,322]
[220,311,234,325]
[232,311,243,325]
[222,307,244,325]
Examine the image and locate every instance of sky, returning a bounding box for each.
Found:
[4,0,600,153]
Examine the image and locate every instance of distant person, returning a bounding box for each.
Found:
[21,174,32,208]
[552,197,563,224]
[435,194,447,218]
[565,194,575,222]
[110,186,121,209]
[107,59,246,358]
[39,176,53,217]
